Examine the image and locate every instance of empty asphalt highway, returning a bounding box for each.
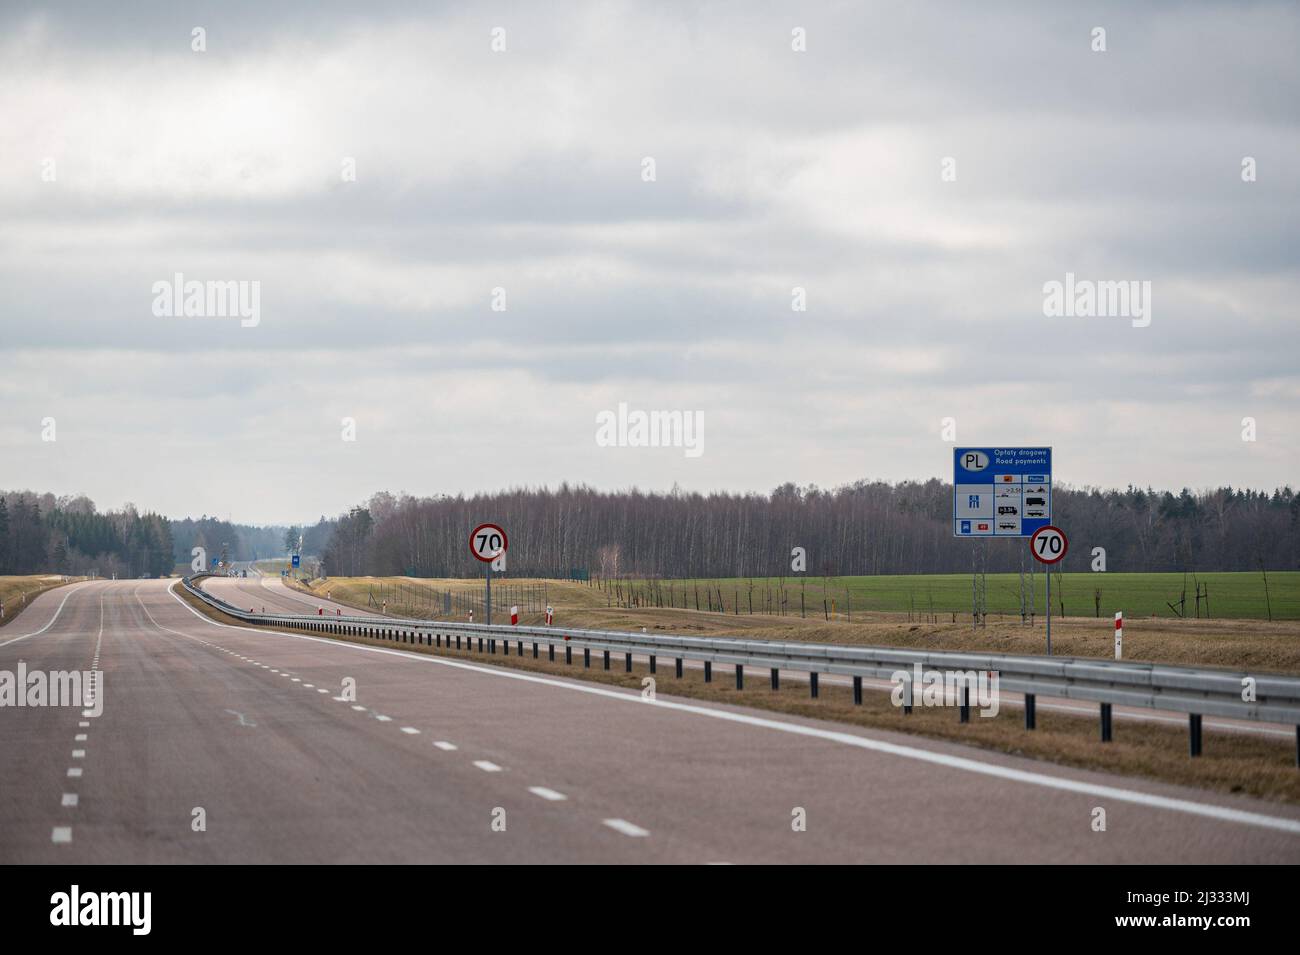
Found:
[3,579,1299,863]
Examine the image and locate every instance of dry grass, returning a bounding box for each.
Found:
[0,575,82,629]
[178,583,1300,806]
[300,576,1300,675]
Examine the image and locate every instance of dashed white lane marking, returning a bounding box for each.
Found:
[433,741,458,751]
[603,818,650,837]
[62,794,78,807]
[164,582,1300,837]
[51,827,72,844]
[304,684,314,688]
[400,726,420,734]
[71,750,85,759]
[81,710,94,718]
[78,721,89,728]
[66,768,82,778]
[351,705,367,711]
[374,714,392,722]
[317,688,329,694]
[473,760,503,772]
[291,678,301,682]
[74,733,87,741]
[528,787,568,801]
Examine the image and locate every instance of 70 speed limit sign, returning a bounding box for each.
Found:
[1030,525,1068,564]
[469,523,508,562]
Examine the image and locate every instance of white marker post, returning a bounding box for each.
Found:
[1114,611,1123,659]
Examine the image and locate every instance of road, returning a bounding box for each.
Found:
[2,578,1299,863]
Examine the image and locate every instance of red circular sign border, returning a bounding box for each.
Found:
[1030,524,1068,564]
[469,523,508,562]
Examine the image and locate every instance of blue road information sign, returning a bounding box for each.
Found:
[953,447,1052,538]
[292,554,301,568]
[211,557,218,567]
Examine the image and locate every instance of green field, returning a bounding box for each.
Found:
[606,571,1300,621]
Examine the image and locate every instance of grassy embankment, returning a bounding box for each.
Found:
[0,575,84,629]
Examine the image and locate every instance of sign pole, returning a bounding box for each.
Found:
[486,561,492,627]
[1029,524,1068,658]
[1046,565,1052,656]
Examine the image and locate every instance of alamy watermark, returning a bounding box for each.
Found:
[0,664,102,717]
[152,273,260,327]
[595,402,703,458]
[1042,272,1150,328]
[890,664,999,717]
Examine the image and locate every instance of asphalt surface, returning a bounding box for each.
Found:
[3,578,1300,863]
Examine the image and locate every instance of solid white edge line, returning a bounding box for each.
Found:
[165,581,1300,835]
[0,583,88,647]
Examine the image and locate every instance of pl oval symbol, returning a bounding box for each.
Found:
[960,450,989,472]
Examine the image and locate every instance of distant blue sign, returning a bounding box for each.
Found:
[211,557,219,567]
[953,447,1052,538]
[291,554,300,568]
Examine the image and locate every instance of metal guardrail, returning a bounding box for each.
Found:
[182,576,1300,764]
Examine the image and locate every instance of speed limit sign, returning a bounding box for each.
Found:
[469,523,508,562]
[1030,525,1068,564]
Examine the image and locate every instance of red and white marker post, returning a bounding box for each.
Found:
[510,605,519,625]
[1114,611,1123,659]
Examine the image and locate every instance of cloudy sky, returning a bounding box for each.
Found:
[1,1,1296,525]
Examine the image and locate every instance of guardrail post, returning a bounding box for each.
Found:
[548,643,554,661]
[533,642,539,659]
[736,665,744,690]
[1295,726,1299,769]
[565,645,572,665]
[810,673,819,698]
[603,650,610,670]
[583,648,591,668]
[455,635,461,650]
[625,652,632,672]
[852,675,862,705]
[478,637,484,653]
[1189,713,1203,757]
[1100,703,1113,742]
[675,657,683,678]
[770,667,779,691]
[517,640,523,656]
[1024,693,1036,729]
[959,684,970,723]
[704,661,712,683]
[649,655,656,674]
[502,639,508,656]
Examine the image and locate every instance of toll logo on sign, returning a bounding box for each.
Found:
[961,451,989,472]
